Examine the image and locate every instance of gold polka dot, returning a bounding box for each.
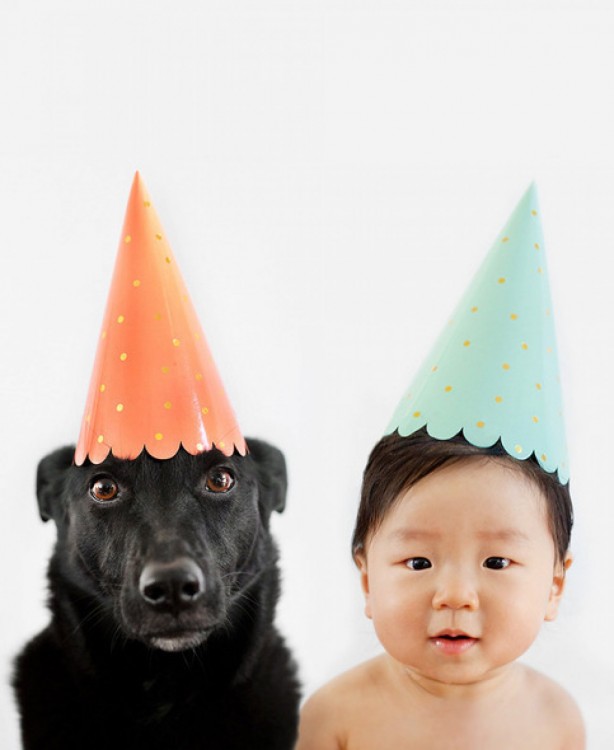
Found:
[534,243,540,250]
[99,384,106,393]
[537,267,543,274]
[515,444,523,454]
[495,396,503,403]
[531,210,537,216]
[201,407,209,415]
[85,414,91,423]
[116,404,124,413]
[510,313,518,321]
[521,342,528,351]
[172,338,181,347]
[155,233,162,240]
[536,383,542,390]
[194,333,200,341]
[498,277,506,284]
[219,441,226,449]
[155,432,164,441]
[502,363,510,371]
[97,434,104,444]
[196,443,204,451]
[502,236,509,243]
[120,352,128,362]
[164,401,172,410]
[541,453,547,462]
[161,366,170,374]
[476,421,485,428]
[547,346,552,353]
[546,308,551,317]
[144,200,151,207]
[195,373,203,381]
[165,256,172,264]
[124,235,131,244]
[413,411,421,418]
[431,365,438,373]
[133,279,141,287]
[117,315,125,324]
[471,306,478,313]
[463,340,471,347]
[532,416,539,423]
[444,385,453,393]
[154,312,162,321]
[101,330,107,340]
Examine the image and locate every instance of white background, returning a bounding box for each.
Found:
[1,0,614,747]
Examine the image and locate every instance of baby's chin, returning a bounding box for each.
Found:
[394,655,522,695]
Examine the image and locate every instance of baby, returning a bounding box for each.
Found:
[297,186,585,748]
[296,430,584,749]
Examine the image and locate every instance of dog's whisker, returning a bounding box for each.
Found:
[109,621,128,653]
[224,590,260,627]
[67,601,112,637]
[189,644,205,669]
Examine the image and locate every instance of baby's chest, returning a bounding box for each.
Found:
[344,710,561,750]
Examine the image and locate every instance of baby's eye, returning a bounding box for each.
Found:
[405,557,432,571]
[483,557,511,570]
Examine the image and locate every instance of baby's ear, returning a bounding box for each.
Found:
[354,552,372,620]
[545,552,573,622]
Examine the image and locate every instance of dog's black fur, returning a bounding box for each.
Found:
[13,439,299,750]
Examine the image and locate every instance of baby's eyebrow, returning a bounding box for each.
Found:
[386,528,439,543]
[475,528,532,544]
[386,528,531,544]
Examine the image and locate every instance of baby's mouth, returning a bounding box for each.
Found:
[430,631,478,655]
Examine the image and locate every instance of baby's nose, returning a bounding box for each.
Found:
[431,568,479,611]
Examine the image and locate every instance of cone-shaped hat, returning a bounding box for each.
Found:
[74,173,246,466]
[386,184,569,483]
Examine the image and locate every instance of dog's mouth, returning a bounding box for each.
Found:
[142,628,213,652]
[120,594,223,652]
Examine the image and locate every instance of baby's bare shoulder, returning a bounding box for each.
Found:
[296,657,388,750]
[521,666,585,747]
[301,656,387,719]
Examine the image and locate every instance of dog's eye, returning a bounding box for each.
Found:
[205,468,235,494]
[90,477,119,502]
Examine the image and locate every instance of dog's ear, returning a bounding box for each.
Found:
[245,438,288,518]
[36,445,75,523]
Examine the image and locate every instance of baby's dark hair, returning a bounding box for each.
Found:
[352,428,573,563]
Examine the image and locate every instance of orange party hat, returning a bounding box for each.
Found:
[74,173,246,466]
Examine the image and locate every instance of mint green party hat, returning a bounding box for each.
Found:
[386,184,569,484]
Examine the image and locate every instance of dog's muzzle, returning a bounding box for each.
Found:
[138,557,205,615]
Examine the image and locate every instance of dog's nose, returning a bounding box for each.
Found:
[139,557,205,612]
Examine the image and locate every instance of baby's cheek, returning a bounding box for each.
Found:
[372,620,412,664]
[370,592,425,653]
[491,597,545,658]
[371,583,420,624]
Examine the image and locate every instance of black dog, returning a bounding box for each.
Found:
[13,439,299,749]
